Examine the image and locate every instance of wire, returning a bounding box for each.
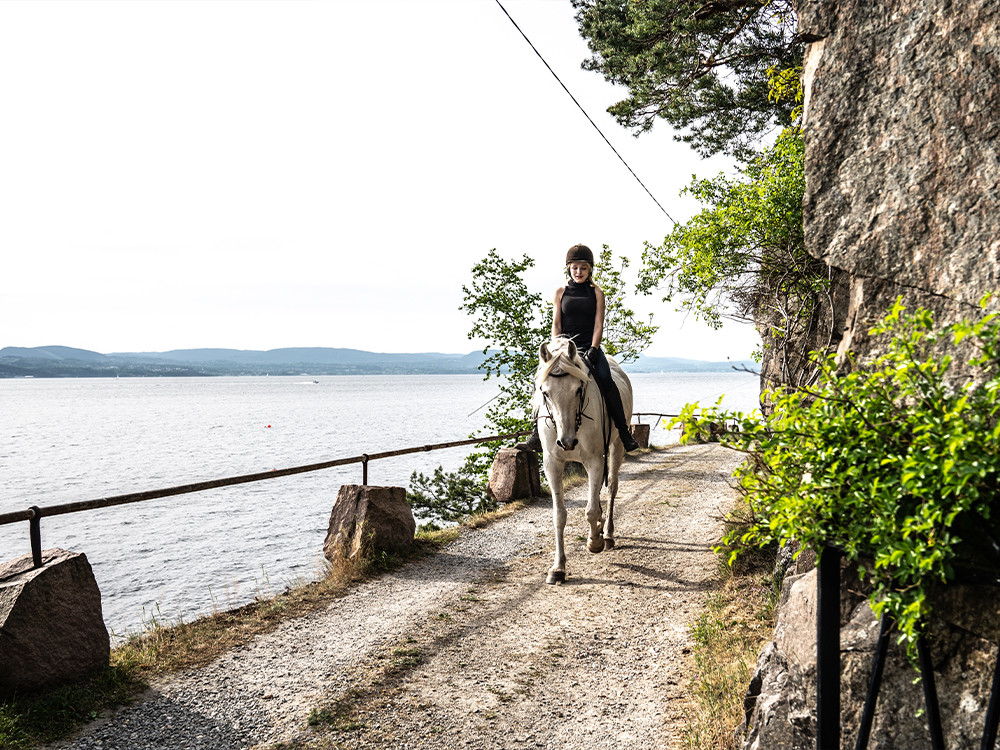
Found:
[494,0,677,225]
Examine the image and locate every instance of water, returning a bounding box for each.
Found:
[0,371,759,637]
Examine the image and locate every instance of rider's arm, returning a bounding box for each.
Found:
[592,286,605,349]
[552,287,564,338]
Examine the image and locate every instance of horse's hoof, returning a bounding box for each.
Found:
[604,538,616,550]
[546,570,566,584]
[588,537,605,553]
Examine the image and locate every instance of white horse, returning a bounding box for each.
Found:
[532,337,633,584]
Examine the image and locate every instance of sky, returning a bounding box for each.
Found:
[0,0,759,361]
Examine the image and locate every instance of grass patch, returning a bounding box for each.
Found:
[388,647,425,672]
[681,532,777,750]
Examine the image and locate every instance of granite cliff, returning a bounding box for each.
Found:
[742,1,1000,747]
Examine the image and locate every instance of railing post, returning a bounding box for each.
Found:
[362,454,369,485]
[29,506,42,568]
[980,639,1000,750]
[855,613,893,750]
[817,545,842,750]
[917,636,945,750]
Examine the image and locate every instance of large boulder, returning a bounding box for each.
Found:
[323,485,415,562]
[629,424,650,449]
[487,447,541,504]
[742,1,1000,743]
[0,548,110,697]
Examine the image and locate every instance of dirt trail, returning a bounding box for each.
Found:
[52,444,742,750]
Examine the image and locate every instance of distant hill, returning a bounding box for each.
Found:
[0,345,757,378]
[625,354,758,374]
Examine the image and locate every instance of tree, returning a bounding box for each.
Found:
[461,246,657,446]
[637,126,834,388]
[573,0,802,158]
[408,246,656,524]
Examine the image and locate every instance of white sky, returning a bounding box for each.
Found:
[0,0,759,360]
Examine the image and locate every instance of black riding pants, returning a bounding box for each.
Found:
[584,347,631,437]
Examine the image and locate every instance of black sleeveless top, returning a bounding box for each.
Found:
[560,279,596,350]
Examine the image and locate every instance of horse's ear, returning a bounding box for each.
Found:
[567,341,577,360]
[539,342,551,362]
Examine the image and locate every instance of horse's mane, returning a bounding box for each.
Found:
[537,337,590,382]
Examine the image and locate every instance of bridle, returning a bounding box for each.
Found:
[536,358,613,485]
[538,370,593,431]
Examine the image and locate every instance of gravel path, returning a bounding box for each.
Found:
[50,443,742,750]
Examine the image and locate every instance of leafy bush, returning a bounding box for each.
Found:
[406,465,497,524]
[677,297,1000,650]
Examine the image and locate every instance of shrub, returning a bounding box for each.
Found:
[676,296,1000,651]
[406,464,497,524]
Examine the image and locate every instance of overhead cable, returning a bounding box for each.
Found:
[493,0,677,225]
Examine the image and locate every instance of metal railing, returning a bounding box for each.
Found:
[0,429,531,570]
[632,412,680,429]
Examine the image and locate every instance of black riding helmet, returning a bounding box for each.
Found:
[565,244,594,266]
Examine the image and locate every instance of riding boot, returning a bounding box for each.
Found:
[516,422,543,452]
[605,386,640,452]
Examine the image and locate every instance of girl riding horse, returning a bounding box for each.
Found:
[518,244,639,453]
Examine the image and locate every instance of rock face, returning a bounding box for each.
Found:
[742,2,1000,746]
[798,0,1000,362]
[0,548,110,697]
[487,447,541,503]
[323,485,415,561]
[742,558,1000,749]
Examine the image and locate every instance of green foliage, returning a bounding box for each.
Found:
[461,249,552,444]
[573,0,802,158]
[677,297,1000,652]
[593,246,659,364]
[638,129,808,328]
[638,127,830,386]
[766,64,803,122]
[406,465,498,523]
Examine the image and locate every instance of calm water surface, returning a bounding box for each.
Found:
[0,372,759,636]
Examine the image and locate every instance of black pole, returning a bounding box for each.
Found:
[917,636,945,750]
[28,505,42,568]
[980,640,1000,750]
[855,613,893,750]
[817,546,842,750]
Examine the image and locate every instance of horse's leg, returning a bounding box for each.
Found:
[585,461,605,553]
[604,442,625,550]
[544,455,567,583]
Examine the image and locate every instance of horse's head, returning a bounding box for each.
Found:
[536,338,590,451]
